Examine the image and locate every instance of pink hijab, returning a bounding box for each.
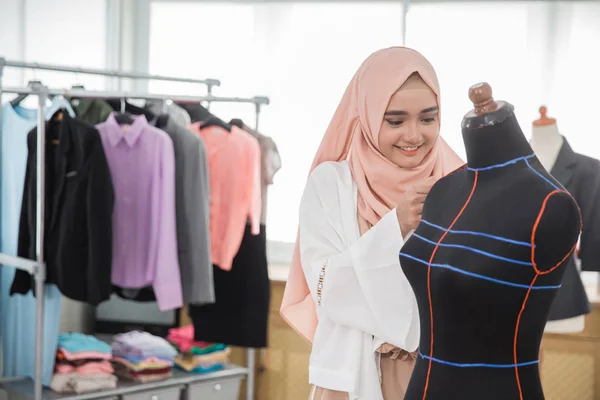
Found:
[280,47,464,343]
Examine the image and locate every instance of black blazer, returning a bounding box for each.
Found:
[10,113,115,305]
[547,137,600,320]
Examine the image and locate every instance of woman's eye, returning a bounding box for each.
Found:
[422,117,436,123]
[386,119,404,126]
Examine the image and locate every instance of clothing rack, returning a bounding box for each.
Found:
[0,57,222,94]
[0,59,269,400]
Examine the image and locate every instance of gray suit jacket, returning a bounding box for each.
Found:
[547,137,600,320]
[155,115,214,305]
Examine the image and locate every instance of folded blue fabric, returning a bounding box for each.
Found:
[58,333,111,354]
[185,364,224,374]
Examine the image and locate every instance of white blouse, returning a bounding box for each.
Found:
[299,160,420,400]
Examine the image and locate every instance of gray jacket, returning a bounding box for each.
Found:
[155,115,214,305]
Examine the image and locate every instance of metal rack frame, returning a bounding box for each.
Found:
[0,59,269,400]
[0,58,222,95]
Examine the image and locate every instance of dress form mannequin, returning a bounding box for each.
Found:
[401,83,582,399]
[530,106,563,171]
[531,107,587,334]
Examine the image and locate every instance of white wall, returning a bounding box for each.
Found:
[0,0,25,86]
[27,0,106,334]
[1,0,108,334]
[22,0,107,88]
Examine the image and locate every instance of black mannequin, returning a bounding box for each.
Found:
[400,83,581,399]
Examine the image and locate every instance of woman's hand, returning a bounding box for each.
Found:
[396,177,437,238]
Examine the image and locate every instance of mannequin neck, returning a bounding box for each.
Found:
[463,115,534,170]
[530,124,563,171]
[531,123,560,143]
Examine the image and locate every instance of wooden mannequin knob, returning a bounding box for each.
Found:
[533,105,556,126]
[469,82,498,115]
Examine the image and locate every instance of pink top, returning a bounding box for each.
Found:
[189,124,261,271]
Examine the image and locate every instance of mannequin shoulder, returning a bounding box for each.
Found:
[531,189,581,273]
[536,189,581,231]
[426,167,469,200]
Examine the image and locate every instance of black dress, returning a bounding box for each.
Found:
[188,224,270,348]
[401,103,581,399]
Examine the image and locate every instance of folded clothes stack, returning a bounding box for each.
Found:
[167,325,230,373]
[111,331,177,383]
[50,333,117,394]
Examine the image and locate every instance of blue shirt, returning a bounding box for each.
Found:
[0,98,74,385]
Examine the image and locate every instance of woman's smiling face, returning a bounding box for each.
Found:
[378,73,440,169]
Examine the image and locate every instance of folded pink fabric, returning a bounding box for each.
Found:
[55,361,114,375]
[167,325,215,353]
[113,356,173,372]
[58,348,112,361]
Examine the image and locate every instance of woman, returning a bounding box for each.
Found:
[280,47,464,399]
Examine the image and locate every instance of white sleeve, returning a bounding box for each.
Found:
[298,174,419,352]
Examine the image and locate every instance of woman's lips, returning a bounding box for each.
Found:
[395,144,421,156]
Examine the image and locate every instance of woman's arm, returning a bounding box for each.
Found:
[299,170,419,351]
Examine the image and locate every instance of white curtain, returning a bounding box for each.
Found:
[148,1,405,247]
[545,1,600,160]
[546,1,600,287]
[405,0,600,287]
[405,1,557,158]
[147,0,600,265]
[405,1,600,161]
[0,0,107,380]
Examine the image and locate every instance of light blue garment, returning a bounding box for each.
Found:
[0,98,75,385]
[57,333,111,354]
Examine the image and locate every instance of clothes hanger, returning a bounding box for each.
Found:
[68,83,86,106]
[11,79,65,134]
[175,101,213,123]
[10,80,43,107]
[108,97,155,122]
[154,100,170,129]
[114,97,135,125]
[49,87,71,144]
[229,118,244,129]
[71,72,85,92]
[200,115,232,132]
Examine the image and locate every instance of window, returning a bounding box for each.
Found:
[148,2,259,123]
[21,0,107,89]
[147,1,600,270]
[545,1,600,160]
[546,1,600,288]
[148,1,405,261]
[405,2,541,159]
[405,1,600,287]
[0,0,107,102]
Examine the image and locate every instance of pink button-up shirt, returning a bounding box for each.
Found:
[189,123,261,271]
[96,113,182,311]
